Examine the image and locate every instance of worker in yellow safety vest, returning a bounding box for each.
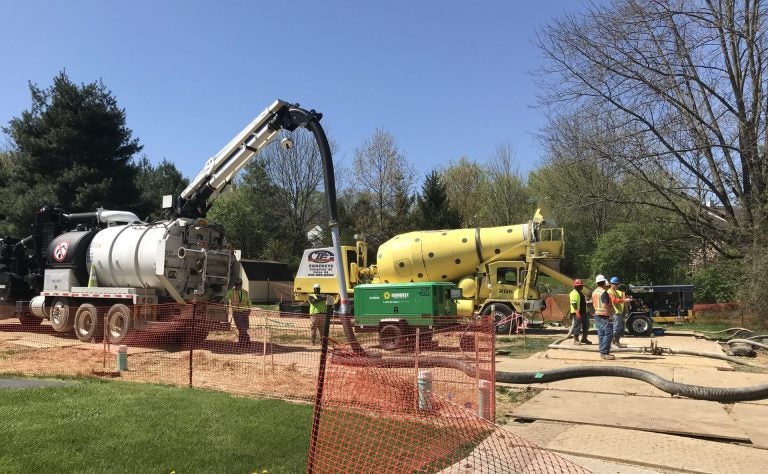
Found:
[608,276,631,348]
[568,279,592,345]
[307,284,328,345]
[226,278,252,346]
[591,275,615,360]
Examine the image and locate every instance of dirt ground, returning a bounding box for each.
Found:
[0,315,492,413]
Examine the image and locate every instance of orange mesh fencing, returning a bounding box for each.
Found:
[0,303,588,472]
[308,317,589,473]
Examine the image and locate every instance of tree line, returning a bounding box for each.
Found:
[4,0,766,321]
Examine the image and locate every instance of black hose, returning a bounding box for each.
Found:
[331,352,768,402]
[496,365,768,402]
[290,106,363,356]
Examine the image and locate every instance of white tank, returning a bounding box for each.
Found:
[87,218,233,303]
[88,222,168,288]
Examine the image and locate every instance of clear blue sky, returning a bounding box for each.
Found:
[0,1,589,185]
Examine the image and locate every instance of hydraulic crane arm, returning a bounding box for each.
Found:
[166,99,322,218]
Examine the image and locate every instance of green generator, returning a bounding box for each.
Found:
[354,282,459,328]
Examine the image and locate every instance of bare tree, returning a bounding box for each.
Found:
[485,143,534,225]
[537,0,768,256]
[352,129,414,244]
[257,128,336,256]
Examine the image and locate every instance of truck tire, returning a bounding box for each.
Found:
[74,304,102,342]
[627,314,653,337]
[482,303,515,335]
[107,304,132,344]
[49,297,74,333]
[379,324,404,350]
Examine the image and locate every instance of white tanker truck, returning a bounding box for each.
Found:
[1,99,344,344]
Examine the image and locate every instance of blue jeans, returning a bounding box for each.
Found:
[594,315,613,355]
[613,313,625,338]
[570,314,590,339]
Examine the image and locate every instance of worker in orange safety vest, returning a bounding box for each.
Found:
[592,274,615,360]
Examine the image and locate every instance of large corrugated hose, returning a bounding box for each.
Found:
[495,365,768,402]
[331,349,768,402]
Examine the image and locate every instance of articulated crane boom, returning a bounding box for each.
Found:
[166,99,322,218]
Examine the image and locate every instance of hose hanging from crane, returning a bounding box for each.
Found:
[283,105,363,355]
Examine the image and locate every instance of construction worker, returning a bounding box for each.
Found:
[592,274,615,360]
[226,278,252,346]
[568,279,592,345]
[608,276,631,348]
[307,283,327,345]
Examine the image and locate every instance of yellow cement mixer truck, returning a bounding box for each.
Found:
[286,208,573,333]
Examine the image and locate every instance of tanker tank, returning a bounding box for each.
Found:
[375,223,531,284]
[85,218,233,303]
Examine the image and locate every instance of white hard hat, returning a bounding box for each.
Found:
[595,274,607,284]
[313,283,321,289]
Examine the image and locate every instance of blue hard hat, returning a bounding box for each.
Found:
[610,276,620,284]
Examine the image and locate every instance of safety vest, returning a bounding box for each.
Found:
[592,286,610,316]
[226,288,252,311]
[608,288,625,314]
[569,288,586,315]
[308,293,327,315]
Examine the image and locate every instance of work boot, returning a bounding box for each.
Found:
[600,353,616,360]
[613,337,627,348]
[573,335,582,345]
[580,337,592,345]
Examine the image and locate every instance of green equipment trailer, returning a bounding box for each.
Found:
[354,282,464,350]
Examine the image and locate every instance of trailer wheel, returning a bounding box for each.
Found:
[379,324,404,350]
[49,297,74,333]
[107,304,132,344]
[627,314,653,337]
[482,303,515,335]
[74,304,102,342]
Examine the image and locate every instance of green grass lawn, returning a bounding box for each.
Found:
[0,378,312,473]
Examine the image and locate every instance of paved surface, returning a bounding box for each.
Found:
[497,331,768,473]
[511,390,750,441]
[0,377,75,389]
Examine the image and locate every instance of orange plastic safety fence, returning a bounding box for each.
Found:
[308,318,588,473]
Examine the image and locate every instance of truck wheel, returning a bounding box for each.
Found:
[107,304,132,344]
[74,304,102,342]
[49,297,74,333]
[483,303,515,335]
[628,314,653,337]
[379,324,404,350]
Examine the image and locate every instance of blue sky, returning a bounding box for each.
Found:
[0,1,589,186]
